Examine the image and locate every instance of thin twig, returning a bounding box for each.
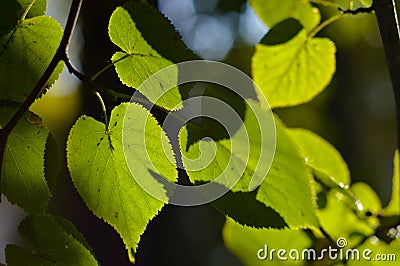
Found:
[308,14,343,38]
[20,0,36,21]
[0,0,83,190]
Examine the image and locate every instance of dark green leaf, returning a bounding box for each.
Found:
[288,128,350,185]
[0,15,64,102]
[260,18,303,45]
[1,108,50,214]
[213,190,287,229]
[5,214,98,266]
[179,86,275,193]
[0,0,47,37]
[108,1,197,110]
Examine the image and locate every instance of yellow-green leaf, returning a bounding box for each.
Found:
[249,0,320,31]
[252,29,336,108]
[67,103,177,262]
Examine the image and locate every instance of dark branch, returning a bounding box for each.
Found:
[373,0,400,152]
[63,54,91,83]
[338,6,373,14]
[0,0,83,189]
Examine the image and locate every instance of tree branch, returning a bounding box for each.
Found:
[373,0,400,152]
[0,0,83,192]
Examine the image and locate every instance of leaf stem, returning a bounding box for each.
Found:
[90,54,130,82]
[309,0,341,9]
[95,91,109,131]
[20,0,36,22]
[90,63,114,82]
[308,14,343,38]
[0,0,83,194]
[373,0,400,152]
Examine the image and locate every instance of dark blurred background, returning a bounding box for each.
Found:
[0,0,397,265]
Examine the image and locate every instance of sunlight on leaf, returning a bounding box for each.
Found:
[249,0,320,31]
[178,91,275,193]
[288,128,350,185]
[67,103,177,262]
[252,28,336,108]
[109,2,184,110]
[256,117,319,229]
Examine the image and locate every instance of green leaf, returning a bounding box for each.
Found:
[213,190,287,229]
[260,18,303,46]
[119,1,198,64]
[256,118,319,229]
[1,108,50,214]
[249,0,320,31]
[0,15,64,102]
[252,28,336,108]
[5,214,98,266]
[179,96,275,193]
[360,0,373,7]
[347,237,400,266]
[351,182,382,215]
[109,2,186,110]
[383,150,399,216]
[223,218,311,266]
[288,128,350,185]
[67,103,178,262]
[318,188,375,246]
[0,0,47,37]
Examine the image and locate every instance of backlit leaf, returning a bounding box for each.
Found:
[109,2,187,110]
[256,118,319,229]
[0,0,47,37]
[179,96,275,193]
[249,0,320,31]
[288,128,350,185]
[318,187,376,246]
[67,103,178,262]
[252,28,336,108]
